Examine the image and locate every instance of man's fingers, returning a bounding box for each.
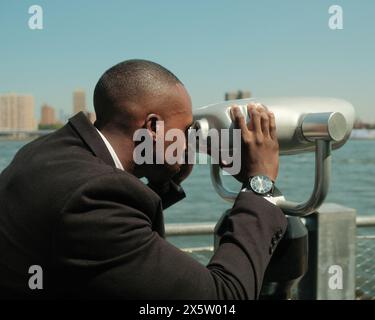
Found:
[259,107,270,137]
[246,104,255,131]
[268,111,277,140]
[230,105,248,133]
[230,103,274,139]
[251,104,262,136]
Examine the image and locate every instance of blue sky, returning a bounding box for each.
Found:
[0,0,374,121]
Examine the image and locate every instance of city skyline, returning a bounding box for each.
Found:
[225,90,252,101]
[0,1,374,121]
[1,88,375,129]
[0,89,98,131]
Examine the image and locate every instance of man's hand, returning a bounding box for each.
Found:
[148,154,193,192]
[172,163,193,185]
[147,163,191,208]
[229,103,279,183]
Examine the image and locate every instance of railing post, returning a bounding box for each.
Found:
[298,203,357,299]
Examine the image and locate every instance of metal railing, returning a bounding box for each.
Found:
[166,222,215,237]
[356,216,375,227]
[355,217,375,300]
[166,213,375,300]
[166,216,375,237]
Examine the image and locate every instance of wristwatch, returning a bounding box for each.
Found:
[243,175,274,196]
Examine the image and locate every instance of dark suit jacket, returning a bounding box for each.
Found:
[0,112,287,299]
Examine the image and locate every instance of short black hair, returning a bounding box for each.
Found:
[94,59,182,127]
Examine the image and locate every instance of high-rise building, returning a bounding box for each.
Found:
[73,89,86,114]
[0,93,37,131]
[225,90,251,101]
[40,104,56,126]
[17,95,36,131]
[0,94,17,130]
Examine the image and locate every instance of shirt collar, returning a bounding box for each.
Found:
[95,128,124,171]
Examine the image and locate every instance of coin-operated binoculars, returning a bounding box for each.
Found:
[193,97,355,299]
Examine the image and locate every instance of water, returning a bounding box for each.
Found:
[166,139,375,222]
[1,139,374,221]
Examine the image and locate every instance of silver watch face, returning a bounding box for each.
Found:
[250,175,273,194]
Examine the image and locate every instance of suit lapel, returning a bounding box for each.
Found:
[69,112,166,238]
[68,112,116,168]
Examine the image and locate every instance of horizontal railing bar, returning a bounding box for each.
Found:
[356,216,375,227]
[181,246,214,253]
[165,222,215,236]
[356,235,375,240]
[165,216,375,237]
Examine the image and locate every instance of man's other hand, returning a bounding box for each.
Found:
[229,103,279,183]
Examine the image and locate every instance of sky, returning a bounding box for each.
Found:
[0,0,374,122]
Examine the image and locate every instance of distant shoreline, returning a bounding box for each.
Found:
[0,137,36,142]
[1,129,375,142]
[350,129,375,140]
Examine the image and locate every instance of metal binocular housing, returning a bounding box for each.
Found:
[192,97,355,216]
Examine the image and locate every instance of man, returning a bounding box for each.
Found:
[0,59,286,299]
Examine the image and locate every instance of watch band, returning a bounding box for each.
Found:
[241,185,284,206]
[243,176,275,196]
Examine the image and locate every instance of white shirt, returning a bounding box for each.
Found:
[95,128,124,171]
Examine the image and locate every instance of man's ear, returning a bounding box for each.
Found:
[145,113,163,142]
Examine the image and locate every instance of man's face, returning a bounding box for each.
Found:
[158,83,193,176]
[135,83,193,183]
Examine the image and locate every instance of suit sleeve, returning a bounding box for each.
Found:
[54,172,287,299]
